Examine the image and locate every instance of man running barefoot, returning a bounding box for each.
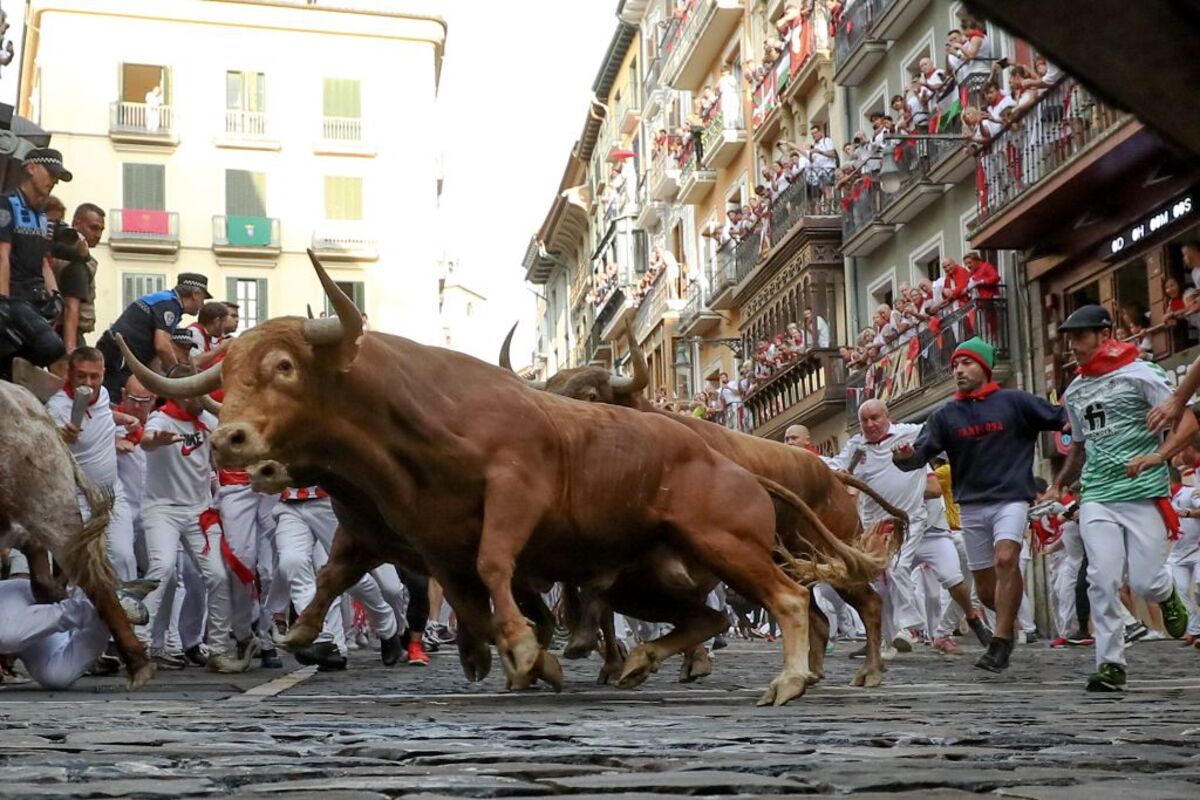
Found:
[1058,305,1190,691]
[893,337,1066,673]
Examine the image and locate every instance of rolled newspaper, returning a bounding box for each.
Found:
[69,386,92,428]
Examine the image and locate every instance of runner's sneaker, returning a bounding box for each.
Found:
[236,638,260,670]
[847,644,868,659]
[967,616,993,647]
[407,640,430,666]
[85,654,122,676]
[270,617,289,647]
[892,628,918,653]
[260,648,283,669]
[184,644,209,667]
[153,651,187,670]
[712,634,728,651]
[975,636,1012,672]
[1086,662,1126,692]
[1049,637,1069,649]
[1067,635,1095,646]
[380,633,404,667]
[932,635,959,655]
[294,641,347,672]
[208,651,249,674]
[425,622,456,645]
[1159,586,1189,639]
[1124,622,1149,643]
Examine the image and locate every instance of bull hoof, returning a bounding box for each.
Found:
[806,670,823,686]
[851,665,884,688]
[756,672,813,707]
[597,657,623,685]
[499,630,540,685]
[678,647,713,684]
[457,640,492,683]
[535,649,564,693]
[616,646,660,690]
[126,660,156,690]
[280,622,321,652]
[562,633,597,660]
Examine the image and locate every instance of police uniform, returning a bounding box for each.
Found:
[96,273,210,401]
[0,188,52,303]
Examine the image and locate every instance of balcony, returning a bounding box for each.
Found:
[731,229,765,287]
[708,242,739,310]
[833,0,886,87]
[665,0,746,92]
[678,148,716,204]
[678,282,724,337]
[598,287,636,343]
[589,323,613,362]
[701,111,747,170]
[846,294,1010,421]
[649,151,681,201]
[615,87,642,135]
[971,79,1131,250]
[767,179,840,251]
[633,272,686,344]
[841,180,897,256]
[212,215,281,261]
[876,139,951,225]
[745,351,846,438]
[108,209,180,257]
[779,15,828,107]
[316,116,374,156]
[641,55,667,119]
[311,222,379,262]
[871,0,932,41]
[109,102,177,148]
[217,110,279,150]
[636,180,665,229]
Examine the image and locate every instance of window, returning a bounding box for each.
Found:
[227,278,269,332]
[226,71,265,113]
[1068,280,1101,314]
[1114,259,1151,329]
[122,273,166,308]
[324,281,365,316]
[123,163,165,210]
[322,78,361,119]
[324,176,363,220]
[121,63,170,105]
[225,169,267,217]
[869,272,895,309]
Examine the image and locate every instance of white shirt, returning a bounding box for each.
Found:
[984,92,1017,138]
[810,136,837,170]
[720,379,743,406]
[1169,484,1200,564]
[828,422,928,527]
[805,316,831,349]
[143,408,219,509]
[45,387,120,489]
[924,470,951,538]
[118,445,147,518]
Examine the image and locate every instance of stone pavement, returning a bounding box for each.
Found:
[1,636,1199,798]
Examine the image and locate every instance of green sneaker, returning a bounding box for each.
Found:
[1159,586,1189,639]
[1086,662,1126,692]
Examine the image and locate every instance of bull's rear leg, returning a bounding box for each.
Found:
[564,586,603,660]
[807,600,830,685]
[679,644,713,683]
[284,526,380,650]
[25,544,66,604]
[514,582,555,649]
[437,574,498,683]
[87,581,154,688]
[839,583,885,688]
[754,572,815,706]
[596,609,626,685]
[611,603,726,690]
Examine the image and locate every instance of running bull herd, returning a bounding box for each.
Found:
[6,252,909,705]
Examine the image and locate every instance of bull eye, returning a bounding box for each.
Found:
[276,358,293,375]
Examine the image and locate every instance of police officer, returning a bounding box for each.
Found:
[0,149,72,379]
[96,273,211,402]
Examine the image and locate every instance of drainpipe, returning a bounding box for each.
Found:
[840,84,860,336]
[539,244,575,362]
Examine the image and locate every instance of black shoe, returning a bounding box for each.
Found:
[968,617,993,648]
[85,654,121,677]
[975,636,1012,673]
[380,633,404,667]
[712,634,728,651]
[847,644,868,659]
[184,644,208,667]
[260,648,283,669]
[294,641,347,672]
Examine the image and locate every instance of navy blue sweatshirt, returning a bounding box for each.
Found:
[893,388,1067,505]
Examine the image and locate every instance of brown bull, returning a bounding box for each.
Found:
[122,251,886,705]
[501,327,905,688]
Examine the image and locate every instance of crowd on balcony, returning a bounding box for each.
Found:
[586,260,620,308]
[745,1,834,92]
[839,252,1001,379]
[630,246,683,306]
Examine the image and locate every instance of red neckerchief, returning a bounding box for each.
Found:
[955,381,1001,401]
[1078,340,1138,378]
[159,400,210,433]
[115,404,144,445]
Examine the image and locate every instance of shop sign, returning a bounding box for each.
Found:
[1104,191,1194,259]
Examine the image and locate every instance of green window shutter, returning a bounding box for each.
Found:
[323,78,361,118]
[226,277,237,306]
[324,176,363,220]
[256,278,268,323]
[225,169,267,217]
[226,71,241,110]
[123,163,165,210]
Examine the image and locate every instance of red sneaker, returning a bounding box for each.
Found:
[407,640,430,666]
[1049,637,1069,649]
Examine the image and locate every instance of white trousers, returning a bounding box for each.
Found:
[1168,560,1200,636]
[1018,542,1036,634]
[218,485,282,650]
[887,520,928,634]
[913,534,965,589]
[139,504,235,656]
[151,547,206,652]
[1048,548,1083,638]
[76,483,136,583]
[0,580,110,689]
[937,532,985,636]
[1079,500,1175,667]
[273,499,398,653]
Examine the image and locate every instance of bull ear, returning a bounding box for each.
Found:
[302,249,362,372]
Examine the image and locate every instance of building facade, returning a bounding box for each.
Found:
[18,0,445,339]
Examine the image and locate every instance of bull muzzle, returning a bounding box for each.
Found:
[210,422,269,469]
[248,460,292,494]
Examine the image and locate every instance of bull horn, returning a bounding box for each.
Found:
[499,321,518,371]
[306,304,315,320]
[302,249,362,370]
[115,334,223,398]
[200,395,223,416]
[610,322,649,394]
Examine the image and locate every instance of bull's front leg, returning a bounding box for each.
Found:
[283,526,380,650]
[25,543,67,604]
[475,471,561,692]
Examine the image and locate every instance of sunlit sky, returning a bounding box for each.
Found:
[436,1,618,366]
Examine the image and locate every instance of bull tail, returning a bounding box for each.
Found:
[61,460,116,596]
[757,476,889,587]
[834,470,910,554]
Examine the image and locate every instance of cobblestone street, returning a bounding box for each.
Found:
[2,637,1199,798]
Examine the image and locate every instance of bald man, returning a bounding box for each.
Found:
[783,424,819,453]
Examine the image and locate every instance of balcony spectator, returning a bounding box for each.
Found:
[653,387,669,408]
[720,370,743,425]
[804,308,831,348]
[946,18,991,84]
[145,85,164,134]
[1027,55,1064,96]
[918,57,948,100]
[961,106,989,144]
[1163,277,1186,323]
[982,80,1016,139]
[811,0,833,52]
[718,66,742,129]
[1183,289,1200,336]
[964,252,1001,300]
[941,256,971,306]
[808,124,838,186]
[1184,242,1200,290]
